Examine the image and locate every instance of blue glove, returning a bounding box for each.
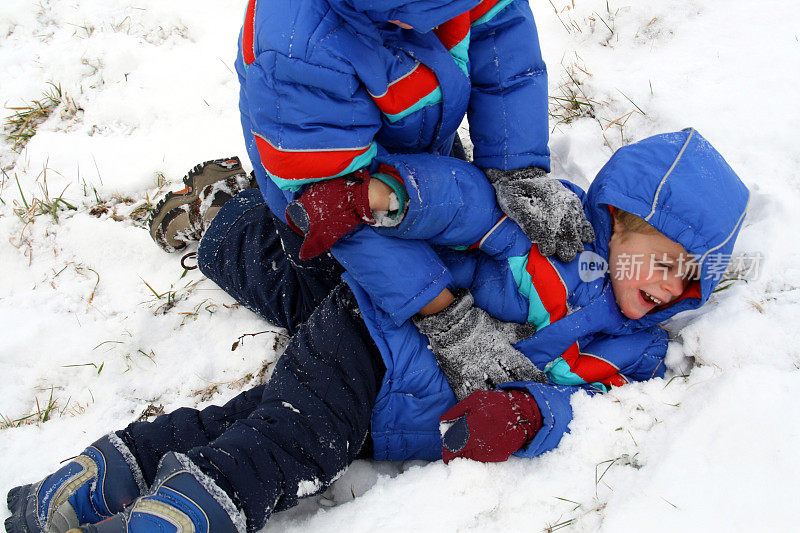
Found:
[72,452,244,533]
[5,434,145,533]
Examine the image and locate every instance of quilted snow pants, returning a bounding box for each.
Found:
[116,189,386,531]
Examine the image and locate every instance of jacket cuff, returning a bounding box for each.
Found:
[107,432,148,494]
[474,154,551,173]
[413,289,472,340]
[476,216,531,258]
[484,166,548,185]
[387,267,454,326]
[498,382,576,458]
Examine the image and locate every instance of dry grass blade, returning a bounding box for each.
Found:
[3,83,80,152]
[549,58,601,126]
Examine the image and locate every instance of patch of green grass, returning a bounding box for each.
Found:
[0,387,61,430]
[10,167,77,225]
[4,83,81,152]
[129,192,157,222]
[549,60,600,126]
[140,277,207,316]
[62,361,104,374]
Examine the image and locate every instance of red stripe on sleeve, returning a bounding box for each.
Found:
[254,134,370,181]
[562,347,628,387]
[561,343,580,367]
[376,164,405,185]
[565,351,624,385]
[372,63,439,116]
[242,0,257,66]
[526,245,568,321]
[469,0,502,23]
[600,373,629,388]
[434,13,470,50]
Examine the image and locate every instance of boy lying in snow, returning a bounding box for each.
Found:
[5,129,749,533]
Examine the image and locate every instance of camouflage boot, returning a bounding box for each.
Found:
[148,157,257,252]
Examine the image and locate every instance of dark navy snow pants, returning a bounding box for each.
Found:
[117,189,386,531]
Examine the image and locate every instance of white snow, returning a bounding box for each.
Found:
[297,478,323,499]
[2,0,800,531]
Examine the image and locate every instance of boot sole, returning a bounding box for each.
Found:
[6,483,34,533]
[7,485,20,509]
[148,157,247,251]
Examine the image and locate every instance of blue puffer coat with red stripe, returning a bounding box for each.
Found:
[346,129,750,461]
[236,0,550,324]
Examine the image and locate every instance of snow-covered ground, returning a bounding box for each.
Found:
[2,0,799,530]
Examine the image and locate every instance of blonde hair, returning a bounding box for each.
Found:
[613,208,661,235]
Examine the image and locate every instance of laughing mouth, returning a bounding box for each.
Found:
[641,290,663,305]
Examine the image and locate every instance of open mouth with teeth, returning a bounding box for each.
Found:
[640,290,663,306]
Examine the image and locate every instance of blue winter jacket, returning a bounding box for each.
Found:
[346,129,750,461]
[236,0,550,324]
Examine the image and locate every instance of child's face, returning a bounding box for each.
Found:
[608,219,695,319]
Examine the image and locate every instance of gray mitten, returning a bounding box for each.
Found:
[414,291,546,401]
[485,167,595,262]
[493,320,538,345]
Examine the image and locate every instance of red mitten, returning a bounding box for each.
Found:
[439,389,542,463]
[285,169,374,260]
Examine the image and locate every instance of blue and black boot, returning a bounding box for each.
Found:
[71,452,244,533]
[5,434,146,533]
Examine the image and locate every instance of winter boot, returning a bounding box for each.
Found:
[70,452,244,533]
[5,434,146,533]
[148,157,257,252]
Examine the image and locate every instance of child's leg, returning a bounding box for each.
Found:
[114,384,267,485]
[197,188,343,335]
[116,283,385,529]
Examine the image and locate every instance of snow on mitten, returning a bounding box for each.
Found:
[285,169,375,260]
[414,290,546,401]
[485,167,595,262]
[439,389,542,463]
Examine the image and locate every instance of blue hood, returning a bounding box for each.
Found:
[329,0,481,35]
[584,128,750,328]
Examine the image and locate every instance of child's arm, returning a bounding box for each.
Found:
[514,282,628,367]
[543,327,670,390]
[500,382,579,458]
[467,1,594,261]
[426,178,589,262]
[371,152,515,247]
[240,52,464,322]
[437,382,580,462]
[329,227,454,324]
[436,324,668,463]
[467,0,549,171]
[374,155,592,263]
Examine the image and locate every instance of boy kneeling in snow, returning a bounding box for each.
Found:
[5,129,749,533]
